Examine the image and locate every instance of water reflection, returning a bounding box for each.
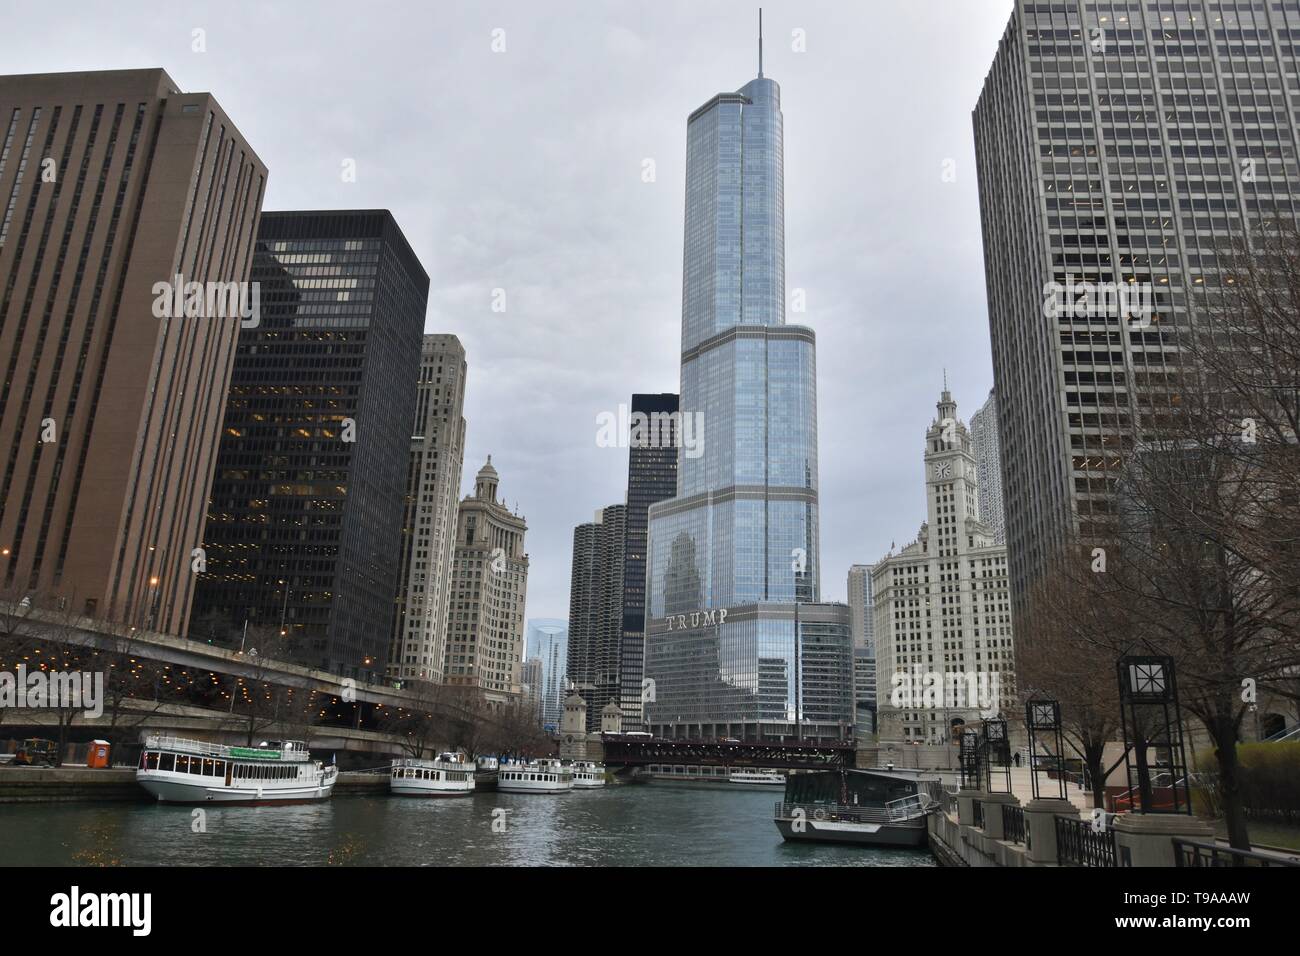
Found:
[2,786,935,868]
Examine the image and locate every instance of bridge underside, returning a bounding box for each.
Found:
[602,737,855,771]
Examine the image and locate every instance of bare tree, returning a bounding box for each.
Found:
[1019,554,1124,808]
[1070,219,1300,849]
[226,626,304,747]
[378,680,450,758]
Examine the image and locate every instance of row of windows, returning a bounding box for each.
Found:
[138,750,302,780]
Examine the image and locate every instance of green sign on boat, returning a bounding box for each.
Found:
[229,747,282,760]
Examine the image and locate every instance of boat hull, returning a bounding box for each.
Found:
[138,774,335,806]
[496,781,573,794]
[774,816,928,848]
[390,788,472,798]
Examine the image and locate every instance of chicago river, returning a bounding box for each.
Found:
[3,786,935,867]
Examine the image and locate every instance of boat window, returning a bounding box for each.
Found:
[214,760,225,777]
[176,755,190,773]
[143,751,160,770]
[159,753,174,772]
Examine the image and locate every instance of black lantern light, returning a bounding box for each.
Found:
[1116,654,1191,815]
[1025,698,1066,801]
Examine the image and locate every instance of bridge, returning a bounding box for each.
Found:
[600,735,857,771]
[2,607,551,763]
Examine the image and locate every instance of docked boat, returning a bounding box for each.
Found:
[496,758,574,794]
[773,769,938,848]
[136,734,337,806]
[728,769,786,787]
[390,752,474,797]
[570,760,606,789]
[474,755,499,791]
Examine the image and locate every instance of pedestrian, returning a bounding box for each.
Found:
[1013,751,1021,767]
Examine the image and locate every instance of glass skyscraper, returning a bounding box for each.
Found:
[644,39,849,741]
[525,618,569,732]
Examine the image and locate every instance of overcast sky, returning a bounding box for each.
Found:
[6,0,1016,620]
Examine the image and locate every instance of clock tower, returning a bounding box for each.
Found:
[869,383,1017,750]
[924,388,987,558]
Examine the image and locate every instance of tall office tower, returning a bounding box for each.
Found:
[968,388,1006,545]
[853,648,878,735]
[388,334,467,684]
[0,69,265,635]
[846,564,875,651]
[525,618,568,731]
[871,389,1016,745]
[847,564,877,730]
[520,656,543,727]
[191,210,425,681]
[645,29,852,740]
[567,503,627,730]
[974,0,1300,624]
[444,458,529,704]
[619,392,679,729]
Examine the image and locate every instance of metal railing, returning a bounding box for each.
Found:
[885,793,933,822]
[1263,724,1300,743]
[1002,804,1026,845]
[141,734,232,758]
[1174,839,1300,867]
[1056,815,1116,867]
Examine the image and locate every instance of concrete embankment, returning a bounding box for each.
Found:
[0,766,147,803]
[0,766,386,803]
[335,771,387,793]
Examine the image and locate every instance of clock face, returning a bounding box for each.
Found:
[933,462,952,480]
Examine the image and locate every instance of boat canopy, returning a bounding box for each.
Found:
[783,770,919,806]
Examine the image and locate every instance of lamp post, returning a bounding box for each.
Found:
[1116,653,1191,815]
[278,579,290,636]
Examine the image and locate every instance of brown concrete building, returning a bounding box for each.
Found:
[0,69,267,636]
[445,458,529,705]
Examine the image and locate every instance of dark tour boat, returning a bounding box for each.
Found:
[773,769,940,848]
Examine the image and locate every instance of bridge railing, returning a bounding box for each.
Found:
[1173,838,1300,867]
[1056,815,1116,867]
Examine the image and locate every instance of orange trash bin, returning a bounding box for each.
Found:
[86,740,111,768]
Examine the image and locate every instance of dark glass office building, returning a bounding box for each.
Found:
[567,503,626,730]
[618,392,679,728]
[190,210,427,681]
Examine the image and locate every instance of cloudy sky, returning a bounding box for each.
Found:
[6,0,1016,620]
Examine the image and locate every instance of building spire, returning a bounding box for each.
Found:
[758,8,764,77]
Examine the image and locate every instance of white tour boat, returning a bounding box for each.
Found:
[390,752,475,797]
[474,755,500,791]
[570,760,607,789]
[496,758,574,794]
[728,769,787,787]
[136,735,337,805]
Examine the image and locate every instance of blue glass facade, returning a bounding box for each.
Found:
[646,70,837,737]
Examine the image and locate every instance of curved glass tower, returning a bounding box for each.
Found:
[645,45,845,740]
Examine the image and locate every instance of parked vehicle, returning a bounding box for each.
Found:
[13,738,58,767]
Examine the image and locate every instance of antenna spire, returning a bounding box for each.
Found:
[758,8,764,77]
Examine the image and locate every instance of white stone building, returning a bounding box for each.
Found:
[871,388,1016,745]
[389,334,467,684]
